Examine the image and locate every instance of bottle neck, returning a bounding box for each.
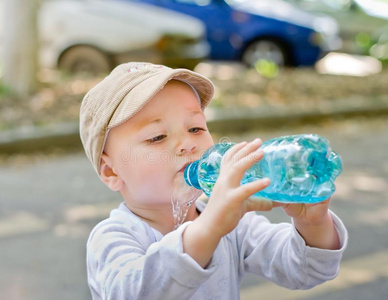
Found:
[184,160,201,190]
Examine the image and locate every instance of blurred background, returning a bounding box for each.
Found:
[0,0,387,299]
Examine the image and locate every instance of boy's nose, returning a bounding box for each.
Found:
[177,138,197,155]
[179,146,196,155]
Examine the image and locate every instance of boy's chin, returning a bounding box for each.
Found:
[171,180,202,207]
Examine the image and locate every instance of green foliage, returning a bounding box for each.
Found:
[254,59,279,79]
[355,32,372,48]
[0,81,12,97]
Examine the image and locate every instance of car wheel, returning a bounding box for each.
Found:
[242,39,287,67]
[58,46,112,74]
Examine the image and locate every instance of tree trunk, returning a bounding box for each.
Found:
[2,0,39,97]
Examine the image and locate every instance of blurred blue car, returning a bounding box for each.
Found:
[127,0,341,67]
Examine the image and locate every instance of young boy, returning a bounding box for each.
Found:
[80,62,348,300]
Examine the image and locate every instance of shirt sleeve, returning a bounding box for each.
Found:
[236,210,348,290]
[87,210,215,300]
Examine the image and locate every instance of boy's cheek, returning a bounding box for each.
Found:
[134,175,174,204]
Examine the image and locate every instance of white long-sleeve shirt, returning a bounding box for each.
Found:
[87,201,348,300]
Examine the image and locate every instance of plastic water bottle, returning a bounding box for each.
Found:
[184,134,342,203]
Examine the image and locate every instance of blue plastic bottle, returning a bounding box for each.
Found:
[184,134,342,203]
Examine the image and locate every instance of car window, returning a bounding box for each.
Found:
[174,0,212,6]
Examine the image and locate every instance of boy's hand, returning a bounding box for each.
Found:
[275,198,332,225]
[183,139,273,268]
[275,198,341,250]
[200,139,273,238]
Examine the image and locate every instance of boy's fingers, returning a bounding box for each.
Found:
[234,148,264,172]
[222,142,248,162]
[226,141,248,156]
[221,140,264,183]
[246,198,273,212]
[233,138,262,162]
[236,178,270,202]
[320,197,332,205]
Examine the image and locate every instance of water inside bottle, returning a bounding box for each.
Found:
[184,134,343,204]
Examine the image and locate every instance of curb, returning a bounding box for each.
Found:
[1,100,388,154]
[206,99,388,133]
[0,122,81,154]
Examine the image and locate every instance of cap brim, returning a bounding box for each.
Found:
[108,68,214,129]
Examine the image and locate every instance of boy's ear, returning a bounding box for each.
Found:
[100,153,123,192]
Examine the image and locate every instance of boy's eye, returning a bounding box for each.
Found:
[189,127,206,133]
[147,135,166,144]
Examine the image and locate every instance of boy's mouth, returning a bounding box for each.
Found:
[179,161,194,173]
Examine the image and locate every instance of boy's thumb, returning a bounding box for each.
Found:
[246,197,273,212]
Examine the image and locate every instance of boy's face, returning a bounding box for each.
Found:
[103,80,214,210]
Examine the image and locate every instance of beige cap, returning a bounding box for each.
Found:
[79,62,214,175]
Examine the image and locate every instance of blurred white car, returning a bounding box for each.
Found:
[2,0,210,73]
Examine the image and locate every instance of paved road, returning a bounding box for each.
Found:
[0,117,387,300]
